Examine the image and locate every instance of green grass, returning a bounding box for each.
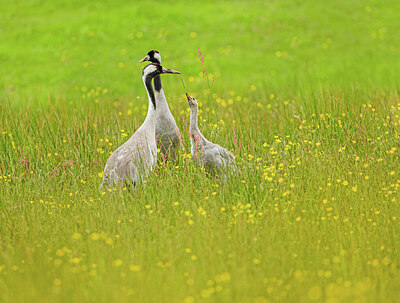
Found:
[1,0,400,302]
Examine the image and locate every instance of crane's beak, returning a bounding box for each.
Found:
[139,55,150,63]
[161,67,180,74]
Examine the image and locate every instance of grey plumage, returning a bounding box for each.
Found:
[154,91,181,160]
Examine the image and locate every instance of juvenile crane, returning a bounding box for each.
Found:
[139,50,180,160]
[101,63,180,189]
[186,93,235,180]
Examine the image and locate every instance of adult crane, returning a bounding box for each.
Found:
[101,63,180,189]
[139,50,180,160]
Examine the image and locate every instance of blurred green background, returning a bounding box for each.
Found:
[1,0,399,105]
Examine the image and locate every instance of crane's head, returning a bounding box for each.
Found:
[139,50,161,64]
[142,63,180,79]
[186,93,198,108]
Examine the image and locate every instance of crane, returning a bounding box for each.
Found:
[186,93,235,181]
[139,50,181,160]
[101,63,180,189]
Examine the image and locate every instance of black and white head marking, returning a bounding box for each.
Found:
[147,50,161,64]
[141,50,163,91]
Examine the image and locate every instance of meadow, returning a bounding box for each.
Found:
[1,0,400,302]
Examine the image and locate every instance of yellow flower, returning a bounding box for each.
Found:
[184,296,194,303]
[56,249,65,257]
[53,279,62,286]
[129,264,141,272]
[72,232,81,240]
[91,233,100,240]
[113,259,123,267]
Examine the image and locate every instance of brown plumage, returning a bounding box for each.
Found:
[186,93,235,180]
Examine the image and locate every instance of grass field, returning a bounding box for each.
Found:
[1,0,400,302]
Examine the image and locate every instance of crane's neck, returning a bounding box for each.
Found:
[189,106,205,146]
[154,75,162,92]
[142,75,157,128]
[189,106,199,132]
[153,58,162,91]
[153,74,173,115]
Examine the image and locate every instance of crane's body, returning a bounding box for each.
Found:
[102,106,158,187]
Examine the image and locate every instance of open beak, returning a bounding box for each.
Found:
[186,93,191,99]
[139,55,150,63]
[161,67,180,74]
